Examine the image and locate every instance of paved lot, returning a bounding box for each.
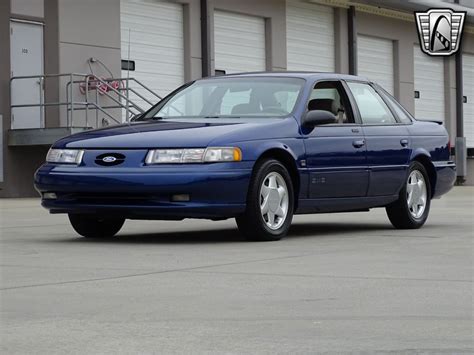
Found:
[0,187,473,354]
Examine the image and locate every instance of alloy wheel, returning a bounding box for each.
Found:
[406,170,427,219]
[259,172,289,230]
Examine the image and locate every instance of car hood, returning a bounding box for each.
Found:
[54,118,298,149]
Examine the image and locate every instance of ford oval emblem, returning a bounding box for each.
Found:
[102,156,117,163]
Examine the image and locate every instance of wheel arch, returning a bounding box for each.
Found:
[411,153,436,198]
[255,147,301,210]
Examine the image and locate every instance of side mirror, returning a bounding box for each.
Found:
[303,110,337,127]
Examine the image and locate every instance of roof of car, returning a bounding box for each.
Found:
[204,71,370,82]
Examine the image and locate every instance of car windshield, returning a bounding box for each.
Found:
[142,77,305,120]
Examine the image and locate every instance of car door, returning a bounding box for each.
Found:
[302,80,369,199]
[345,81,411,196]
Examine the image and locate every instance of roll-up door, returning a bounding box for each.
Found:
[286,0,335,72]
[358,35,394,94]
[414,45,445,122]
[214,10,266,74]
[121,0,185,108]
[463,53,474,148]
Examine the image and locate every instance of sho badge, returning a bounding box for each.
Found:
[415,8,466,56]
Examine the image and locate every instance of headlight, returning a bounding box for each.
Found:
[145,147,242,164]
[46,149,84,164]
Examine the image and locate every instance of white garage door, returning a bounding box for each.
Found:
[358,35,394,94]
[286,0,334,72]
[463,53,474,148]
[121,0,184,110]
[214,11,266,74]
[414,45,445,122]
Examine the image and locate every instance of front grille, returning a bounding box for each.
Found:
[94,153,126,166]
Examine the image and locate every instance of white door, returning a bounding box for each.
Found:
[414,45,445,122]
[10,20,44,129]
[358,35,394,94]
[121,0,185,111]
[286,0,335,72]
[463,53,474,148]
[214,11,266,74]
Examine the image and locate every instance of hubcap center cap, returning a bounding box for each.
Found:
[268,189,280,212]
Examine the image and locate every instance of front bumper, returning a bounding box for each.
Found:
[34,163,252,219]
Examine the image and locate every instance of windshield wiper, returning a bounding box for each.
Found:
[204,115,241,119]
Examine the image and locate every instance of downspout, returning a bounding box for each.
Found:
[455,50,466,184]
[348,6,357,75]
[200,0,212,77]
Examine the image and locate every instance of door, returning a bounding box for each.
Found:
[303,81,368,199]
[357,35,394,95]
[346,81,411,197]
[286,0,335,72]
[414,45,445,122]
[121,0,185,101]
[463,53,474,148]
[10,20,44,129]
[214,11,266,74]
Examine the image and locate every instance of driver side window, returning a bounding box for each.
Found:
[309,81,354,124]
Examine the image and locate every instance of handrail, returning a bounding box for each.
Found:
[10,73,162,129]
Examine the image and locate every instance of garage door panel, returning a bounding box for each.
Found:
[414,45,445,122]
[286,0,335,72]
[123,44,184,61]
[358,35,394,95]
[130,62,184,76]
[463,53,474,147]
[120,24,183,38]
[121,31,183,49]
[121,0,184,101]
[214,11,266,74]
[215,37,265,52]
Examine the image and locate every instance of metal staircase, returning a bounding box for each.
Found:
[10,73,161,130]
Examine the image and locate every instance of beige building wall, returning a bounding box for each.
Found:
[1,0,50,197]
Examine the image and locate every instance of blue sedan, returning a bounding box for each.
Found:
[34,73,456,241]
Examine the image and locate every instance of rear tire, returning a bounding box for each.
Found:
[68,214,125,238]
[386,161,431,229]
[236,159,294,241]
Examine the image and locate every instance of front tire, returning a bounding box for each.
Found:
[386,161,431,229]
[68,214,125,238]
[236,159,294,241]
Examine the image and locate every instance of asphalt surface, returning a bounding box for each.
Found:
[1,187,473,354]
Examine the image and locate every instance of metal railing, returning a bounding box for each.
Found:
[10,73,162,129]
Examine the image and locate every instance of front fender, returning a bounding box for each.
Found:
[233,138,306,165]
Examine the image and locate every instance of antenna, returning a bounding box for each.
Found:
[126,28,131,123]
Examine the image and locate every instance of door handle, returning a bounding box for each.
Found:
[400,139,409,147]
[352,139,365,148]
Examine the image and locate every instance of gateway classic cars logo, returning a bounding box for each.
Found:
[415,8,466,56]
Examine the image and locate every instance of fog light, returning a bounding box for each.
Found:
[171,194,190,202]
[43,192,57,200]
